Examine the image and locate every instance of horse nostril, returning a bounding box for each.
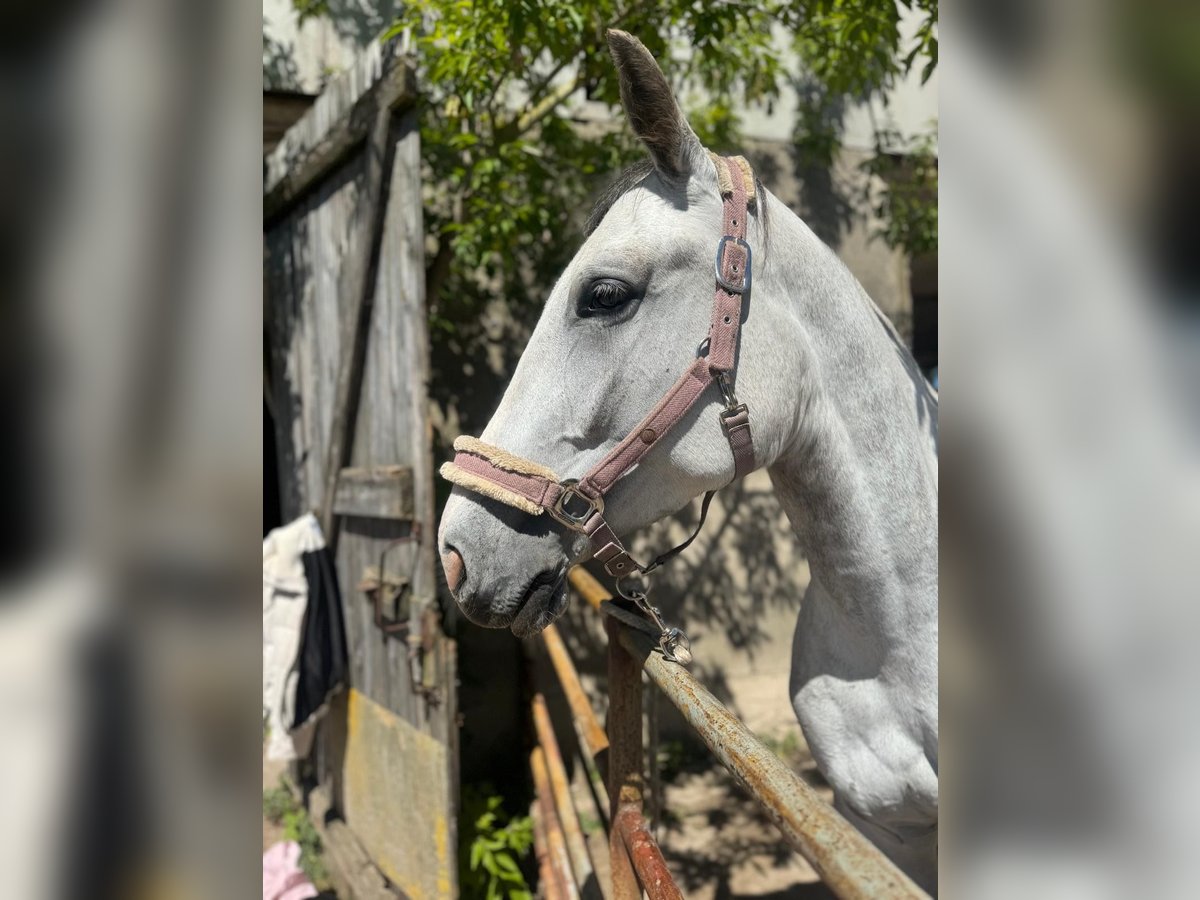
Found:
[442,548,465,594]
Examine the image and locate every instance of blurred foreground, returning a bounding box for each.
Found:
[940,1,1200,897]
[0,0,1195,896]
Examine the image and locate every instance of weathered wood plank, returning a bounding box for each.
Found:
[390,109,438,634]
[344,108,438,720]
[311,763,397,899]
[265,67,447,723]
[338,515,413,710]
[317,817,399,900]
[333,465,415,520]
[318,100,397,549]
[343,689,456,899]
[264,46,417,223]
[265,41,458,894]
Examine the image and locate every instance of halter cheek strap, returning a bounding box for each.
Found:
[440,155,759,659]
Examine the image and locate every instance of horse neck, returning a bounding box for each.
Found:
[758,197,938,654]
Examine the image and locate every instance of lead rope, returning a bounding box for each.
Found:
[600,489,720,664]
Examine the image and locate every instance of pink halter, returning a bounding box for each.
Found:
[441,156,758,659]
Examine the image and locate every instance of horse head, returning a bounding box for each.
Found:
[438,32,801,636]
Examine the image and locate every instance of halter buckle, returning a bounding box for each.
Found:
[715,236,752,294]
[720,403,750,435]
[548,479,603,531]
[615,573,651,602]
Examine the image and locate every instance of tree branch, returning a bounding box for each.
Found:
[496,73,584,143]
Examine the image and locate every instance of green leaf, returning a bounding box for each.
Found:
[284,0,936,361]
[495,853,521,875]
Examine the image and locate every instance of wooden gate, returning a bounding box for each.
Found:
[264,40,457,899]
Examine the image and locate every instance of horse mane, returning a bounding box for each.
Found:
[584,157,769,243]
[584,159,656,235]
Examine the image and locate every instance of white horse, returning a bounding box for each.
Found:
[438,31,938,890]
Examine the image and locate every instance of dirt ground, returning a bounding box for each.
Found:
[658,764,836,900]
[565,718,837,900]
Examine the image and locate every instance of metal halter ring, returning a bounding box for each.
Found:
[547,479,603,532]
[615,573,651,602]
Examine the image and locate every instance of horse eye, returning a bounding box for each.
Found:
[583,278,632,315]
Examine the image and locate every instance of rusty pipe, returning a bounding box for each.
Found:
[541,623,611,825]
[533,695,603,900]
[532,747,581,900]
[569,567,609,611]
[542,623,610,760]
[572,569,928,898]
[606,620,643,900]
[609,826,639,900]
[614,805,683,900]
[532,801,566,900]
[613,623,930,900]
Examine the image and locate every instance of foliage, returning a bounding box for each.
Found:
[792,0,937,98]
[262,783,295,823]
[789,1,938,255]
[656,737,711,784]
[379,0,808,336]
[459,786,534,900]
[284,0,938,443]
[291,0,331,24]
[861,125,938,257]
[263,781,331,889]
[289,1,938,316]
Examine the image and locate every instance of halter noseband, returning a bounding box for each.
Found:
[441,155,758,662]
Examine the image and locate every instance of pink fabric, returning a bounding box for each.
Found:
[263,841,318,900]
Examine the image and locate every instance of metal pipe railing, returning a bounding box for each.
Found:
[534,597,682,899]
[532,695,603,900]
[542,624,610,761]
[541,623,611,824]
[531,746,580,900]
[570,567,931,900]
[613,806,683,900]
[605,617,649,900]
[531,801,566,900]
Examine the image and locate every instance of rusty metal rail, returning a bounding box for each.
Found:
[567,567,931,900]
[543,625,610,761]
[533,695,603,900]
[541,623,611,824]
[531,745,580,900]
[614,806,682,900]
[531,801,566,900]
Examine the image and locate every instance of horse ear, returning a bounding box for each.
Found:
[606,30,703,177]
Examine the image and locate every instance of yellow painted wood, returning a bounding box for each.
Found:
[343,688,455,899]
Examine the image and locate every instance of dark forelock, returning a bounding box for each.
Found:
[584,159,656,236]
